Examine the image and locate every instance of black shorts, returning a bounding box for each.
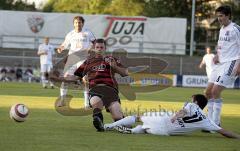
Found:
[89,85,120,109]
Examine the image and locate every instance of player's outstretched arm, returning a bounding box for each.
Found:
[171,109,188,123]
[109,59,128,76]
[217,128,240,139]
[199,59,204,69]
[57,46,65,53]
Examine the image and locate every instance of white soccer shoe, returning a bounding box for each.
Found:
[114,126,132,134]
[104,124,114,131]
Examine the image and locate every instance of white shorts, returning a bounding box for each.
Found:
[206,69,213,80]
[63,61,85,76]
[40,64,52,73]
[209,59,239,87]
[140,112,172,136]
[63,51,89,76]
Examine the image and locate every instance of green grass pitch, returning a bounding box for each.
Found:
[0,82,239,151]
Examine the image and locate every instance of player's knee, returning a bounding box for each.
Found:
[90,96,103,108]
[205,90,212,99]
[211,88,220,99]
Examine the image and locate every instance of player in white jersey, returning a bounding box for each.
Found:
[38,37,55,88]
[104,94,240,139]
[199,47,215,79]
[204,6,240,127]
[57,16,96,107]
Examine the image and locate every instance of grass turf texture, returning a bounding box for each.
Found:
[0,82,239,151]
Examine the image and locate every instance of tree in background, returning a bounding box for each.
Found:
[43,0,88,13]
[83,0,112,14]
[43,0,144,16]
[41,0,239,53]
[103,0,144,16]
[0,0,36,11]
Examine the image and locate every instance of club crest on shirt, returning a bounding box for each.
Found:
[27,15,44,33]
[225,31,230,36]
[82,33,87,38]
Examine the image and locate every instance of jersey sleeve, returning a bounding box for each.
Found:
[202,119,221,131]
[114,57,124,68]
[233,24,240,46]
[183,103,198,117]
[88,30,96,42]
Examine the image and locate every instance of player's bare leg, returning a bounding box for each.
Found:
[108,102,124,121]
[205,82,214,120]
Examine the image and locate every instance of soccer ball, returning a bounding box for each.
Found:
[9,104,29,122]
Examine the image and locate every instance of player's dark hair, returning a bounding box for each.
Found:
[95,38,106,46]
[192,94,208,109]
[215,5,232,19]
[73,16,85,24]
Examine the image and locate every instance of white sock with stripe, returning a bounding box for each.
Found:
[207,99,214,121]
[213,98,222,125]
[41,75,46,87]
[84,91,90,108]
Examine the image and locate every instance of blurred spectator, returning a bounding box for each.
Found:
[33,67,41,82]
[8,66,15,81]
[16,65,23,82]
[0,66,9,81]
[24,65,34,83]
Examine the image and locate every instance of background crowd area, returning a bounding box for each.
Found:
[0,66,40,83]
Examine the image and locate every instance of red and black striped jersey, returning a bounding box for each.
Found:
[74,54,124,89]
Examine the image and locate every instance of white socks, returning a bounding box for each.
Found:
[131,125,145,134]
[41,75,47,87]
[212,98,222,125]
[105,116,137,129]
[207,99,214,121]
[60,88,68,98]
[84,91,90,108]
[60,83,89,109]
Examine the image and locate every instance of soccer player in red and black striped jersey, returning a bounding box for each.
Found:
[74,38,128,131]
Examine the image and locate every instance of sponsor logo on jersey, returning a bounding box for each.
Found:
[92,64,106,71]
[219,36,230,42]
